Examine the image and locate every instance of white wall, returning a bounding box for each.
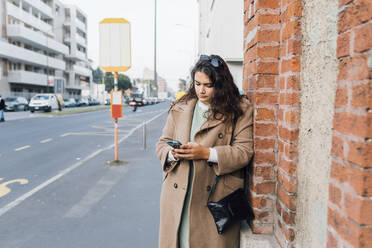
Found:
[296,0,339,247]
[198,0,244,89]
[92,83,105,103]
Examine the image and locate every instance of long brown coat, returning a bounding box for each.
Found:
[156,98,253,248]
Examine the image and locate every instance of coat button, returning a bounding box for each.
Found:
[218,133,223,139]
[207,185,211,191]
[174,183,178,189]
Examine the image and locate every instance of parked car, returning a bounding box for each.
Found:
[29,94,61,112]
[63,98,76,107]
[88,97,100,106]
[4,97,29,111]
[76,98,89,107]
[148,98,155,105]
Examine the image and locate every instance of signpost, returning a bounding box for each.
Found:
[99,18,131,165]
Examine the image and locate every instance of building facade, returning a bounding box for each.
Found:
[0,0,92,100]
[198,0,244,90]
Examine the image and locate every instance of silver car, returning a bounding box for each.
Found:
[4,97,29,111]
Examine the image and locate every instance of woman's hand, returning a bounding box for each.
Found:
[172,142,210,160]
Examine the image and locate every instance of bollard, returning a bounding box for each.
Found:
[142,121,146,150]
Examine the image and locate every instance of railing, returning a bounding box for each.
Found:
[0,40,66,70]
[7,24,69,55]
[76,18,87,31]
[75,35,86,46]
[22,0,53,18]
[6,2,53,36]
[8,70,48,86]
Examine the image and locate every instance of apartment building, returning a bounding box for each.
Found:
[0,0,92,99]
[198,0,244,90]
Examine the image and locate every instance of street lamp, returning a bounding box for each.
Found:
[154,0,157,97]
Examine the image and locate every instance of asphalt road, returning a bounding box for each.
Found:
[0,102,170,248]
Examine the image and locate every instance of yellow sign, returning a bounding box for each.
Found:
[99,18,132,72]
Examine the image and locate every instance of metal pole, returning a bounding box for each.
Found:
[114,72,118,91]
[114,72,118,161]
[115,119,118,161]
[154,0,157,97]
[142,121,146,150]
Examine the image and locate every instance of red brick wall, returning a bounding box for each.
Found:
[275,0,302,246]
[243,0,302,246]
[327,0,372,247]
[243,0,281,235]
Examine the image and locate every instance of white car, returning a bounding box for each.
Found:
[29,94,61,112]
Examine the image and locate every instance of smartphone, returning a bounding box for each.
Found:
[166,140,182,149]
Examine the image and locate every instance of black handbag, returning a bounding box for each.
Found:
[206,119,255,235]
[206,169,255,234]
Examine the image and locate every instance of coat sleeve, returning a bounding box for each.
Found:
[213,103,254,176]
[156,110,180,173]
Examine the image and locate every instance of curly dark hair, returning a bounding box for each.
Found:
[176,54,246,123]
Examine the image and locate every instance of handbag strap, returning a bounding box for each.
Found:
[207,175,220,202]
[208,117,244,202]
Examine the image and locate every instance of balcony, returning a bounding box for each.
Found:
[73,64,91,77]
[65,49,86,61]
[76,50,86,61]
[7,2,53,36]
[76,18,87,31]
[22,0,53,19]
[8,70,48,86]
[64,18,71,27]
[65,84,83,90]
[7,24,69,55]
[64,36,71,44]
[0,40,66,70]
[76,35,86,47]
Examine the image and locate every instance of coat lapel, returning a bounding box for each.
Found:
[199,117,224,132]
[173,98,197,145]
[174,99,227,144]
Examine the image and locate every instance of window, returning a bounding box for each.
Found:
[55,5,60,15]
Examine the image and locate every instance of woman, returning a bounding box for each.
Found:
[156,55,254,248]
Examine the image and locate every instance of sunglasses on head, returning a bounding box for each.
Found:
[200,54,221,68]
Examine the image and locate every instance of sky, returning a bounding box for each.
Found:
[63,0,199,91]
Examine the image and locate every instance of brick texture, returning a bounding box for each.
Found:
[275,1,302,245]
[243,0,302,246]
[243,0,371,247]
[243,0,280,236]
[327,0,372,247]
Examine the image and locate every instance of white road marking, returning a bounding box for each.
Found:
[59,131,129,137]
[60,133,70,137]
[0,149,102,218]
[14,145,31,152]
[0,109,168,218]
[64,166,128,218]
[40,138,52,144]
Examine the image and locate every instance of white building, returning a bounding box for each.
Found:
[0,0,92,99]
[198,0,244,90]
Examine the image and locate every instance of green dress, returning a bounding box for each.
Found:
[178,101,209,248]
